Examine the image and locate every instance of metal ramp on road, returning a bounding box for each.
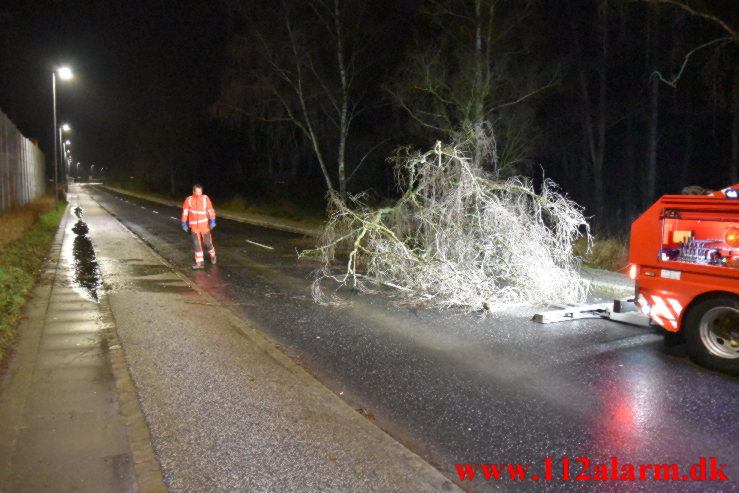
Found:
[533,298,651,327]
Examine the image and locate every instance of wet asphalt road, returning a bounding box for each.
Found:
[87,186,738,492]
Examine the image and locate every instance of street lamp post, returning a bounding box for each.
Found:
[52,67,72,205]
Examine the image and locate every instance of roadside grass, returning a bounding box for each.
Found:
[105,183,326,227]
[220,195,325,225]
[0,198,64,365]
[0,196,56,252]
[574,235,630,273]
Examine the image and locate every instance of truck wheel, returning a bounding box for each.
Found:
[684,296,739,373]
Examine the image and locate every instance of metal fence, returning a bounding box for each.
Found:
[0,109,46,211]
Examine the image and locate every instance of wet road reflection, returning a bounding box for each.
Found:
[67,207,102,302]
[86,186,739,492]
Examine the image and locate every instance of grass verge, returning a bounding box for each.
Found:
[104,183,325,227]
[574,235,630,273]
[219,195,324,226]
[0,199,65,365]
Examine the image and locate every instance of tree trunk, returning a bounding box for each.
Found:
[643,6,659,208]
[680,101,692,188]
[575,1,607,231]
[645,74,659,207]
[594,0,607,229]
[335,0,348,201]
[731,94,738,183]
[626,114,636,220]
[470,0,488,168]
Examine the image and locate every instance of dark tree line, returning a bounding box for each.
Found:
[209,0,737,232]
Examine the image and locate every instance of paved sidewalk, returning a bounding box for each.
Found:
[0,202,165,492]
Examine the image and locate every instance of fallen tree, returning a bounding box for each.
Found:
[302,140,592,310]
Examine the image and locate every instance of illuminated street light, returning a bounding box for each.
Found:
[58,121,73,194]
[58,66,73,80]
[52,66,73,205]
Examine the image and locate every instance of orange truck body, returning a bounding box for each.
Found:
[629,184,739,332]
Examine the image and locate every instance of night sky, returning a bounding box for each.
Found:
[1,0,225,173]
[1,1,736,232]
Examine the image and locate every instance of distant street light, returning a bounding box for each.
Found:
[59,123,72,193]
[52,66,73,205]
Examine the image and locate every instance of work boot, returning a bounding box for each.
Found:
[211,256,217,265]
[192,263,204,270]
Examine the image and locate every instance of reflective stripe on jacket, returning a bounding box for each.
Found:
[181,194,216,232]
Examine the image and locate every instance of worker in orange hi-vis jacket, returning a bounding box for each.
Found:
[181,183,217,270]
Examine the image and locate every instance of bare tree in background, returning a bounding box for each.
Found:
[575,0,609,227]
[387,0,556,175]
[644,0,738,190]
[214,0,385,202]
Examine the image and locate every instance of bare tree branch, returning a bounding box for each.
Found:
[346,138,390,184]
[651,36,733,88]
[485,75,558,115]
[648,0,738,39]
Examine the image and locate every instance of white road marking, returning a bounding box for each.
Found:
[153,210,159,214]
[170,217,178,221]
[245,239,274,250]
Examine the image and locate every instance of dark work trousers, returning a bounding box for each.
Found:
[191,231,215,264]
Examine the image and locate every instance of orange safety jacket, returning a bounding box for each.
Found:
[181,194,216,233]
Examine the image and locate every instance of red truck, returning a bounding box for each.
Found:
[629,184,739,372]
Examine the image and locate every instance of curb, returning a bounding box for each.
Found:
[70,193,169,491]
[100,298,168,492]
[581,266,634,297]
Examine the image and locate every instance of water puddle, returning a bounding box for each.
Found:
[68,206,102,302]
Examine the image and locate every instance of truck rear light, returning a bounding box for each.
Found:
[725,226,739,247]
[628,264,638,280]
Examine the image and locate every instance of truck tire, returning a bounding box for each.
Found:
[684,296,739,374]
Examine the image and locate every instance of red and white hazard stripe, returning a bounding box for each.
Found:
[641,293,684,330]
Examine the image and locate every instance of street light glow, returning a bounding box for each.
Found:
[61,123,71,131]
[52,66,74,204]
[64,139,71,145]
[58,66,73,80]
